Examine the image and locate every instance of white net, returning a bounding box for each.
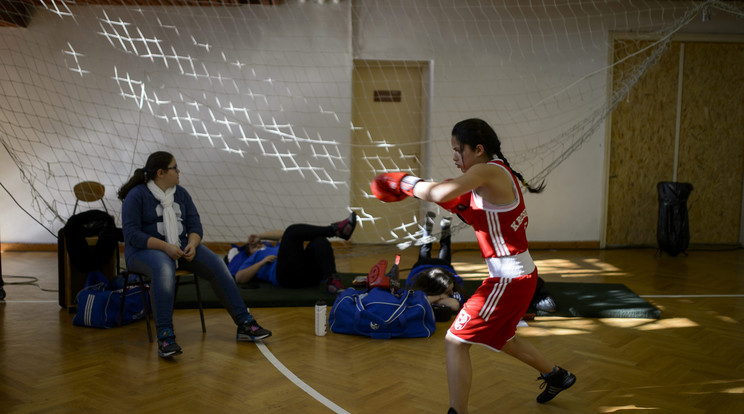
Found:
[1,0,742,249]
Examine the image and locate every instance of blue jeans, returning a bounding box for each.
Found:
[126,244,251,332]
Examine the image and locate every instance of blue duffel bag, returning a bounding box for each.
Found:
[329,287,436,339]
[73,271,148,329]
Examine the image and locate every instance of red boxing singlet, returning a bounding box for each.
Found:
[457,159,529,259]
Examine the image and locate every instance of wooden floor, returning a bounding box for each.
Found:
[1,246,743,413]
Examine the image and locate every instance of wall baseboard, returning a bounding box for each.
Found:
[1,243,58,252]
[0,240,602,252]
[530,241,601,250]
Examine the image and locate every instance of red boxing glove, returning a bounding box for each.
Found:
[371,178,406,202]
[371,172,422,202]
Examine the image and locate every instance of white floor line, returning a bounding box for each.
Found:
[1,300,58,303]
[640,294,744,298]
[255,341,350,414]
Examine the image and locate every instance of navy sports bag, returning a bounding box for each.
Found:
[329,287,436,339]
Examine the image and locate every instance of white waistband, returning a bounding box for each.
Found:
[485,250,535,279]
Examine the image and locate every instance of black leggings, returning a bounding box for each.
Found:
[275,224,337,288]
[417,231,451,266]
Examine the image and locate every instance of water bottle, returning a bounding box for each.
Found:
[315,300,327,336]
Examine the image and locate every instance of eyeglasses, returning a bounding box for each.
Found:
[165,165,179,172]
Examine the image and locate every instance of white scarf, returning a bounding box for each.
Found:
[147,180,180,247]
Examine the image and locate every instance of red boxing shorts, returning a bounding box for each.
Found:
[447,269,537,351]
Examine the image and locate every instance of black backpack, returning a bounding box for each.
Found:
[62,210,121,273]
[657,182,694,256]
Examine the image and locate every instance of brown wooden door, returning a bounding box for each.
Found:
[350,61,426,244]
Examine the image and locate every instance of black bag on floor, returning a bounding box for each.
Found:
[657,182,693,256]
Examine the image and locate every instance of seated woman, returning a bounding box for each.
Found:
[119,151,271,359]
[227,213,357,293]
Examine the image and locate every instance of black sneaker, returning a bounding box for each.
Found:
[424,211,436,235]
[237,319,272,342]
[157,328,182,358]
[536,367,575,403]
[440,216,452,239]
[332,212,357,240]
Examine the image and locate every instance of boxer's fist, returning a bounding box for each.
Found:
[371,172,409,202]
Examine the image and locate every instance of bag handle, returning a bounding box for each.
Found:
[360,290,417,339]
[85,270,109,288]
[382,289,413,324]
[357,289,413,326]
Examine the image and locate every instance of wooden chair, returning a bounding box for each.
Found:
[60,181,118,310]
[119,269,206,343]
[72,181,107,215]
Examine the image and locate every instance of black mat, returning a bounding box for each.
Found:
[174,273,362,309]
[536,282,661,319]
[174,276,661,319]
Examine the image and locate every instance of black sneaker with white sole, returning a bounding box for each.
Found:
[157,328,182,358]
[237,319,272,342]
[536,367,576,403]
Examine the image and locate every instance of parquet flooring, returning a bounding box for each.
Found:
[1,247,743,413]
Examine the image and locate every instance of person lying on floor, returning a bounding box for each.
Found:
[405,212,556,317]
[227,213,357,294]
[405,212,466,314]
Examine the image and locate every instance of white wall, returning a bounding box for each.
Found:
[1,2,354,244]
[350,0,744,245]
[1,0,742,245]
